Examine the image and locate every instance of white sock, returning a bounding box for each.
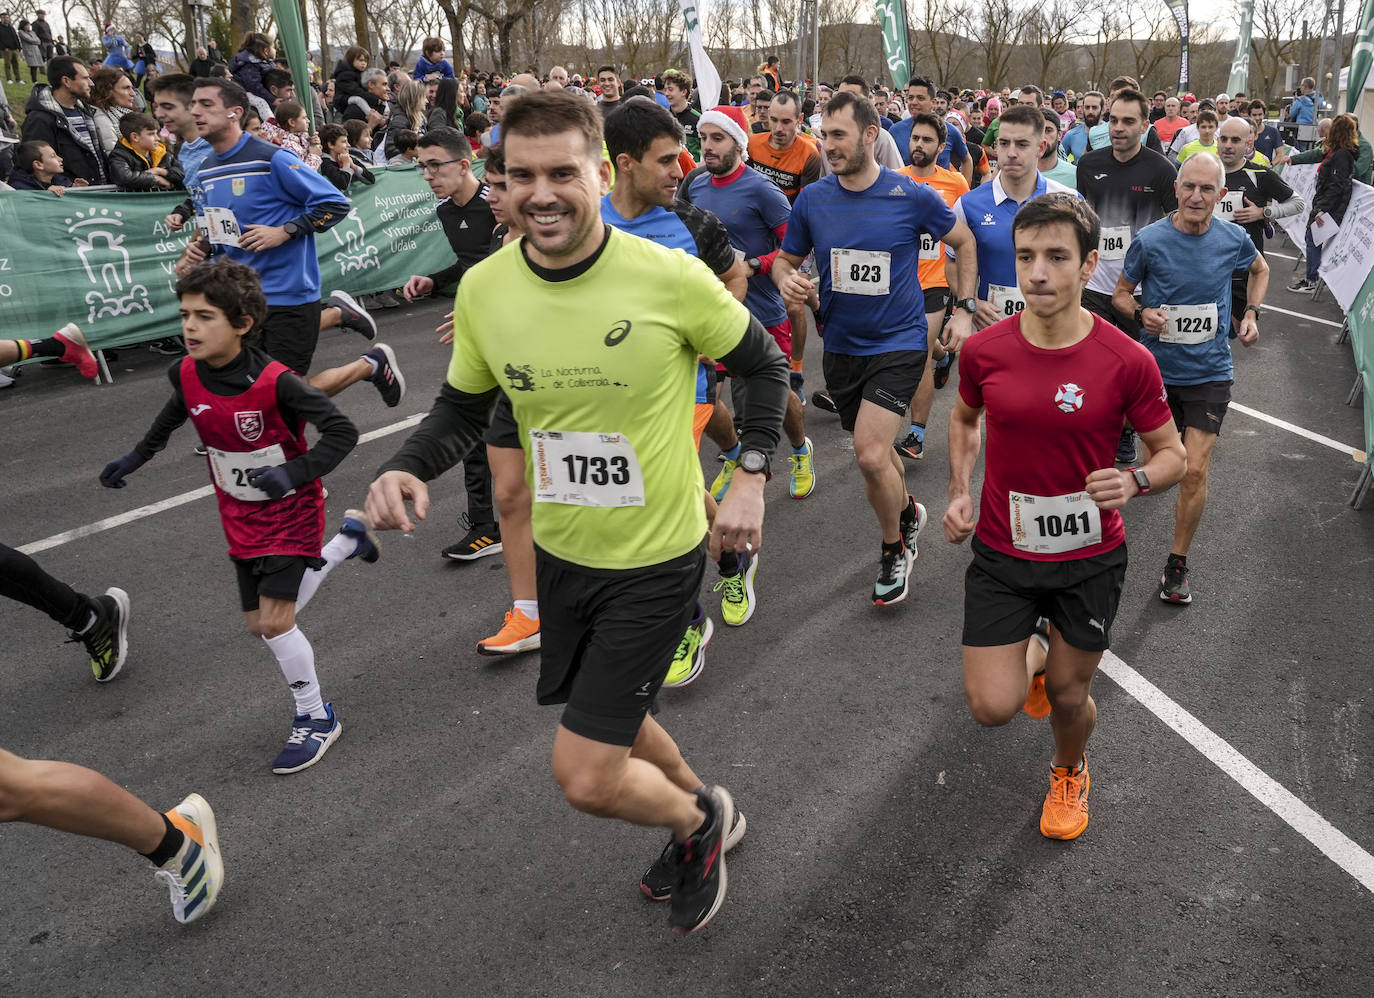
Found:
[295,531,354,612]
[514,599,539,621]
[263,626,327,719]
[361,354,379,376]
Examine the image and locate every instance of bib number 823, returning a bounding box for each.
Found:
[1034,511,1093,538]
[849,263,884,283]
[561,453,631,486]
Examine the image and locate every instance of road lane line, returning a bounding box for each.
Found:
[16,413,424,556]
[1263,302,1344,328]
[1100,652,1374,894]
[1230,402,1365,461]
[1265,251,1299,261]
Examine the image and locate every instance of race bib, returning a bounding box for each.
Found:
[529,429,645,507]
[988,283,1026,318]
[1098,225,1131,261]
[1213,190,1244,220]
[204,206,241,247]
[1009,490,1103,555]
[207,444,290,502]
[1159,302,1219,344]
[917,231,941,261]
[831,248,891,296]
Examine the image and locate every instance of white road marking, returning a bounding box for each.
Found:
[1230,402,1365,460]
[1100,652,1374,894]
[1265,250,1299,261]
[1262,302,1344,328]
[15,413,425,556]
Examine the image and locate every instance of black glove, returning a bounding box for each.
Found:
[246,464,293,499]
[100,451,148,488]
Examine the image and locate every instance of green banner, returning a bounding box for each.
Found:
[271,0,316,132]
[876,0,911,91]
[0,166,458,351]
[1227,0,1255,96]
[1348,0,1374,112]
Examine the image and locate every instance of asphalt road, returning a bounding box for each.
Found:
[2,249,1372,996]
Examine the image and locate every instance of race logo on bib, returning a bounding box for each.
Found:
[235,410,264,443]
[1054,383,1085,413]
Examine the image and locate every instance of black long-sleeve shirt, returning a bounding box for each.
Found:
[135,346,358,488]
[428,183,496,290]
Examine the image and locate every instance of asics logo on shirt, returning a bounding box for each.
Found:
[604,320,632,346]
[190,404,212,415]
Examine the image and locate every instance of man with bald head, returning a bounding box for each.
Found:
[547,65,568,88]
[1112,153,1269,606]
[1214,116,1304,270]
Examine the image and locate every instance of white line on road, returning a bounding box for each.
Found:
[1230,402,1365,460]
[15,413,425,557]
[1266,250,1299,261]
[1264,302,1344,328]
[1100,652,1374,894]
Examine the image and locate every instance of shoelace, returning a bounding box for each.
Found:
[284,725,312,747]
[154,867,189,902]
[878,548,902,584]
[712,573,745,604]
[672,628,696,660]
[1048,769,1085,806]
[67,627,112,662]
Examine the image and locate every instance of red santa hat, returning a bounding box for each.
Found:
[698,105,751,162]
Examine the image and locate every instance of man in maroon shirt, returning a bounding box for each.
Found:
[943,193,1186,841]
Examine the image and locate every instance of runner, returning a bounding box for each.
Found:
[0,322,98,381]
[774,91,978,605]
[661,70,701,159]
[1038,108,1079,189]
[1248,100,1283,161]
[1112,153,1269,604]
[173,78,404,413]
[101,260,380,774]
[365,91,789,935]
[0,757,223,923]
[1075,87,1178,464]
[1153,97,1188,149]
[1215,116,1304,332]
[1176,110,1220,163]
[398,126,505,563]
[690,104,817,503]
[601,99,759,674]
[1061,91,1103,162]
[890,75,973,183]
[833,76,905,170]
[896,111,969,460]
[952,104,1076,332]
[945,191,1186,840]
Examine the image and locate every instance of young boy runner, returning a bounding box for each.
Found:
[99,261,379,774]
[944,192,1186,839]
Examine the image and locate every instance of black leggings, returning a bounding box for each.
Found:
[0,543,90,631]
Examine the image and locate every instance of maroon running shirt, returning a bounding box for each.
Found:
[180,356,326,560]
[957,312,1173,562]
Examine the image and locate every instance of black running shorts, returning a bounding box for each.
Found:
[1166,379,1232,435]
[259,301,323,376]
[483,391,520,449]
[961,536,1127,653]
[535,544,706,746]
[924,286,954,317]
[1081,287,1137,338]
[232,554,323,612]
[821,349,927,432]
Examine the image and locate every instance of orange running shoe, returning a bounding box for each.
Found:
[476,608,540,655]
[1023,670,1051,719]
[1040,757,1090,840]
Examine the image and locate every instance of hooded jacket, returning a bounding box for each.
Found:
[108,136,185,192]
[229,48,276,104]
[19,84,107,183]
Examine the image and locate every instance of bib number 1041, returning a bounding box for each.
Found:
[1009,490,1102,554]
[1033,510,1093,538]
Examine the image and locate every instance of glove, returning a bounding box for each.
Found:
[100,451,148,488]
[246,464,294,499]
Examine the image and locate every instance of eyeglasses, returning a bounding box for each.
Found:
[418,157,465,174]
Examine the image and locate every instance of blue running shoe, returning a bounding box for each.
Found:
[873,542,915,606]
[340,509,380,563]
[271,704,342,775]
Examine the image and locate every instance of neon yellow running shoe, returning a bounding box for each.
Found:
[789,436,816,499]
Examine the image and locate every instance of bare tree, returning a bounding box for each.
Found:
[1250,0,1324,97]
[972,0,1031,91]
[1082,4,1127,92]
[471,0,545,71]
[1022,0,1078,88]
[817,0,863,83]
[350,0,371,51]
[435,0,476,71]
[912,0,975,86]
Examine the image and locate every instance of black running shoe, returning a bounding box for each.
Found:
[68,587,131,682]
[811,389,838,413]
[1115,429,1136,466]
[366,343,405,407]
[668,786,734,935]
[441,515,503,561]
[894,431,924,460]
[641,805,747,901]
[933,351,955,390]
[329,289,377,341]
[1159,557,1192,605]
[193,444,208,456]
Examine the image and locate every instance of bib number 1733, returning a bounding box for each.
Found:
[530,429,645,507]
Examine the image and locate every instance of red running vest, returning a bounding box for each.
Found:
[179,356,325,560]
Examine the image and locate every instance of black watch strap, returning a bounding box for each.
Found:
[1128,467,1150,495]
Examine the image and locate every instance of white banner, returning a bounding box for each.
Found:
[678,0,722,112]
[1275,163,1318,248]
[1318,181,1374,310]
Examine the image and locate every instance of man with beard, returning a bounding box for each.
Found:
[1062,91,1103,163]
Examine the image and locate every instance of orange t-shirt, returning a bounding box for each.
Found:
[747,132,822,202]
[1153,116,1187,145]
[898,164,970,291]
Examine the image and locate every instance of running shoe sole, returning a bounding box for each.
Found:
[642,810,747,902]
[96,586,131,683]
[665,618,713,689]
[165,793,224,923]
[271,720,343,775]
[873,547,915,606]
[442,539,504,561]
[370,343,406,407]
[810,390,838,413]
[1159,586,1193,605]
[330,290,378,340]
[671,786,733,935]
[477,631,542,655]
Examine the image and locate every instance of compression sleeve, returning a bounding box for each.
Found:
[375,383,499,482]
[716,315,788,457]
[134,370,190,459]
[274,373,360,486]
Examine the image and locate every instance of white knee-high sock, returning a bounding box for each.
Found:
[295,531,355,612]
[263,627,326,719]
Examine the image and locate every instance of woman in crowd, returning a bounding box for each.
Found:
[384,79,426,161]
[131,32,157,86]
[428,78,462,132]
[1290,113,1360,295]
[89,66,141,155]
[17,19,42,84]
[229,32,277,108]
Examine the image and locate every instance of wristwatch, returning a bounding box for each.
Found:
[738,449,770,476]
[957,297,978,315]
[1244,305,1261,319]
[282,219,306,239]
[746,257,761,275]
[1133,305,1145,325]
[1127,467,1151,495]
